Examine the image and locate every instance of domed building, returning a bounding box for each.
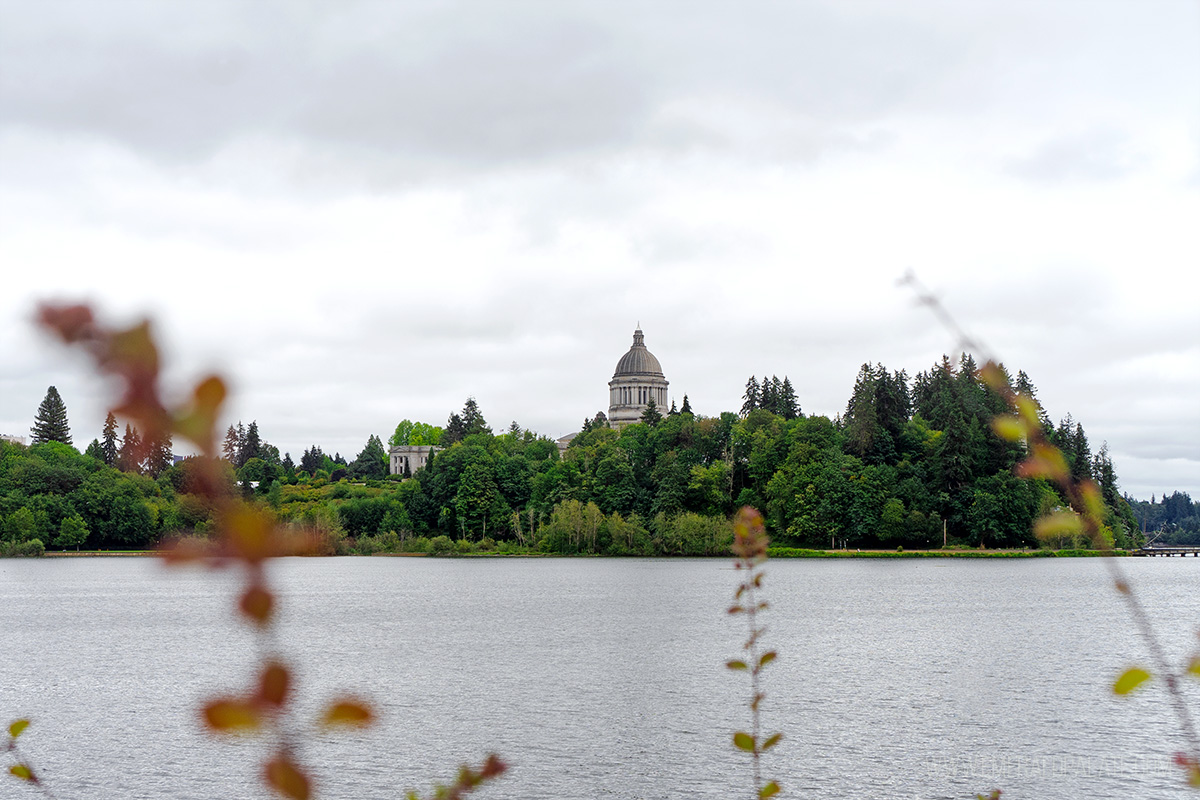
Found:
[608,328,669,427]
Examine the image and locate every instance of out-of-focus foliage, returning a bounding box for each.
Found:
[727,507,781,799]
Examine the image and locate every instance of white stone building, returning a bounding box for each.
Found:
[607,328,669,428]
[388,444,438,476]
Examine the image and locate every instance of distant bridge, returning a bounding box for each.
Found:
[1137,545,1200,557]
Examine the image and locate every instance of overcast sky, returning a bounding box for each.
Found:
[1,1,1197,500]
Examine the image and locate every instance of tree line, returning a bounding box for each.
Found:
[2,358,1147,555]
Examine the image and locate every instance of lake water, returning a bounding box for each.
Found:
[2,556,1199,799]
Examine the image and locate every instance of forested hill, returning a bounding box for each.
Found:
[400,353,1137,551]
[1,353,1139,554]
[1126,493,1200,545]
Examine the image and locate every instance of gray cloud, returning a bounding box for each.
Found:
[0,1,974,175]
[1004,129,1144,184]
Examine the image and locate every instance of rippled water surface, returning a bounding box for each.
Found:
[3,556,1199,799]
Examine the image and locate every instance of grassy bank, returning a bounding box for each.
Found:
[767,547,1130,558]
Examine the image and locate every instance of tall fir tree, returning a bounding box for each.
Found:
[680,394,693,415]
[300,445,324,475]
[31,385,72,445]
[243,421,262,464]
[443,413,467,445]
[461,397,491,437]
[760,376,779,416]
[118,424,142,473]
[101,412,119,466]
[235,422,248,467]
[778,378,799,420]
[640,395,662,427]
[349,434,388,480]
[222,425,239,463]
[741,376,760,417]
[145,430,174,477]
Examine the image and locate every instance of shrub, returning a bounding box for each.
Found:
[428,535,455,556]
[1,538,45,557]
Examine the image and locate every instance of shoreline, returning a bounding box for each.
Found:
[26,548,1135,560]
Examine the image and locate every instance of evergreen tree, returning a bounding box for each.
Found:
[145,430,174,477]
[444,413,467,445]
[1015,370,1053,434]
[761,376,779,416]
[222,425,239,463]
[349,434,388,480]
[235,422,248,467]
[741,376,760,417]
[118,424,142,473]
[680,394,693,415]
[778,379,799,420]
[84,439,104,461]
[1070,421,1093,482]
[31,386,72,445]
[243,421,262,464]
[101,412,119,466]
[461,397,491,438]
[1093,442,1119,506]
[300,445,324,475]
[640,395,662,427]
[668,400,679,416]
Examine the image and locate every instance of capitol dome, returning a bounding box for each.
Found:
[613,329,664,377]
[608,328,669,427]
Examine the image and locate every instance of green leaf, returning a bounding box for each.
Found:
[759,781,781,798]
[1187,656,1200,678]
[762,732,782,751]
[9,765,33,781]
[733,731,756,752]
[8,720,30,740]
[726,660,748,671]
[758,651,777,669]
[1113,667,1151,695]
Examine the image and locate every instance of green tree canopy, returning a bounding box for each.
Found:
[55,514,89,550]
[349,434,388,480]
[389,420,443,447]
